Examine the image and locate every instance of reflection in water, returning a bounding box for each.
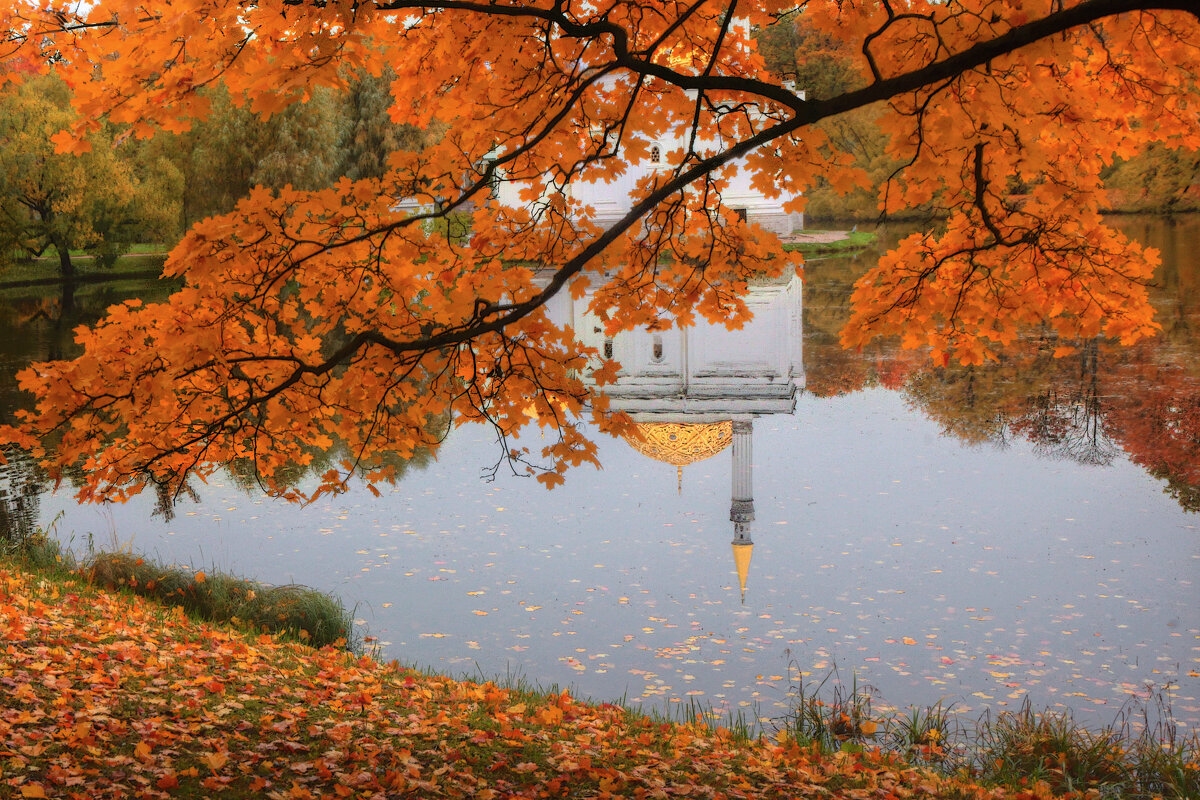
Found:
[0,447,39,545]
[556,273,804,601]
[903,341,1118,466]
[0,279,440,522]
[803,215,1200,511]
[1,216,1197,731]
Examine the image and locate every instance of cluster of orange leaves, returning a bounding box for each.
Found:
[0,565,1079,799]
[0,0,1196,502]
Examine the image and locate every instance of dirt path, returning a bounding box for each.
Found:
[778,229,851,244]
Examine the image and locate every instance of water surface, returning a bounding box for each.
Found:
[1,216,1196,731]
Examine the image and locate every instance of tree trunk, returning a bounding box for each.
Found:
[56,241,75,282]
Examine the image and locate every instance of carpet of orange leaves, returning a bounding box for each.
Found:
[1,565,1067,799]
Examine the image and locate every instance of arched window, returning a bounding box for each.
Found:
[649,144,661,164]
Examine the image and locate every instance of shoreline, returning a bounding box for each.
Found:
[2,547,1195,800]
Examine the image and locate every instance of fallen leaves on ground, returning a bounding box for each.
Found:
[1,565,1067,798]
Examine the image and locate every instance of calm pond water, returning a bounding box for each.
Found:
[1,216,1197,733]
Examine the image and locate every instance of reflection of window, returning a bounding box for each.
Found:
[652,335,664,362]
[649,144,661,164]
[604,338,613,360]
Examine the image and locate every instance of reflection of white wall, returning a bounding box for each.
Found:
[559,273,805,418]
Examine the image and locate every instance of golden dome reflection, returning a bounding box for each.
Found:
[622,421,733,467]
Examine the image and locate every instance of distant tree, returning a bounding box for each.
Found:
[340,68,442,182]
[754,13,861,100]
[175,87,346,226]
[0,74,180,278]
[1102,143,1200,213]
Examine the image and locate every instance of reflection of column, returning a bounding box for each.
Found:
[0,447,40,545]
[730,419,754,602]
[730,419,754,533]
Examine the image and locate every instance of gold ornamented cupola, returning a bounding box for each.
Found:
[623,421,734,493]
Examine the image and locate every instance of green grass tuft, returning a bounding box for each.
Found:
[84,551,355,649]
[774,669,1200,799]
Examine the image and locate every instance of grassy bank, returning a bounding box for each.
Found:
[4,550,1198,799]
[2,529,354,650]
[0,248,169,289]
[4,559,1045,800]
[783,230,878,256]
[776,671,1199,799]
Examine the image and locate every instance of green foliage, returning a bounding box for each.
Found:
[165,76,442,227]
[0,73,181,278]
[754,17,906,223]
[0,521,67,573]
[886,701,960,768]
[168,86,345,225]
[427,210,474,245]
[1102,144,1200,213]
[753,13,862,100]
[779,670,881,752]
[976,701,1128,795]
[340,67,443,181]
[803,105,908,222]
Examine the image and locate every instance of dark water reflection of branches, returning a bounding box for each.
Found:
[804,215,1200,511]
[0,281,442,524]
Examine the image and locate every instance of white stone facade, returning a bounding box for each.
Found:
[544,271,806,418]
[493,89,805,236]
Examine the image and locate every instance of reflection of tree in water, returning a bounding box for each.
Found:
[222,433,439,497]
[1106,362,1200,512]
[0,446,41,545]
[897,334,1200,510]
[902,338,1119,466]
[1013,341,1118,467]
[151,479,200,522]
[802,251,919,398]
[136,427,442,518]
[0,282,179,427]
[904,367,1012,447]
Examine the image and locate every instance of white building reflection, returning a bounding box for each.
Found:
[543,273,805,600]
